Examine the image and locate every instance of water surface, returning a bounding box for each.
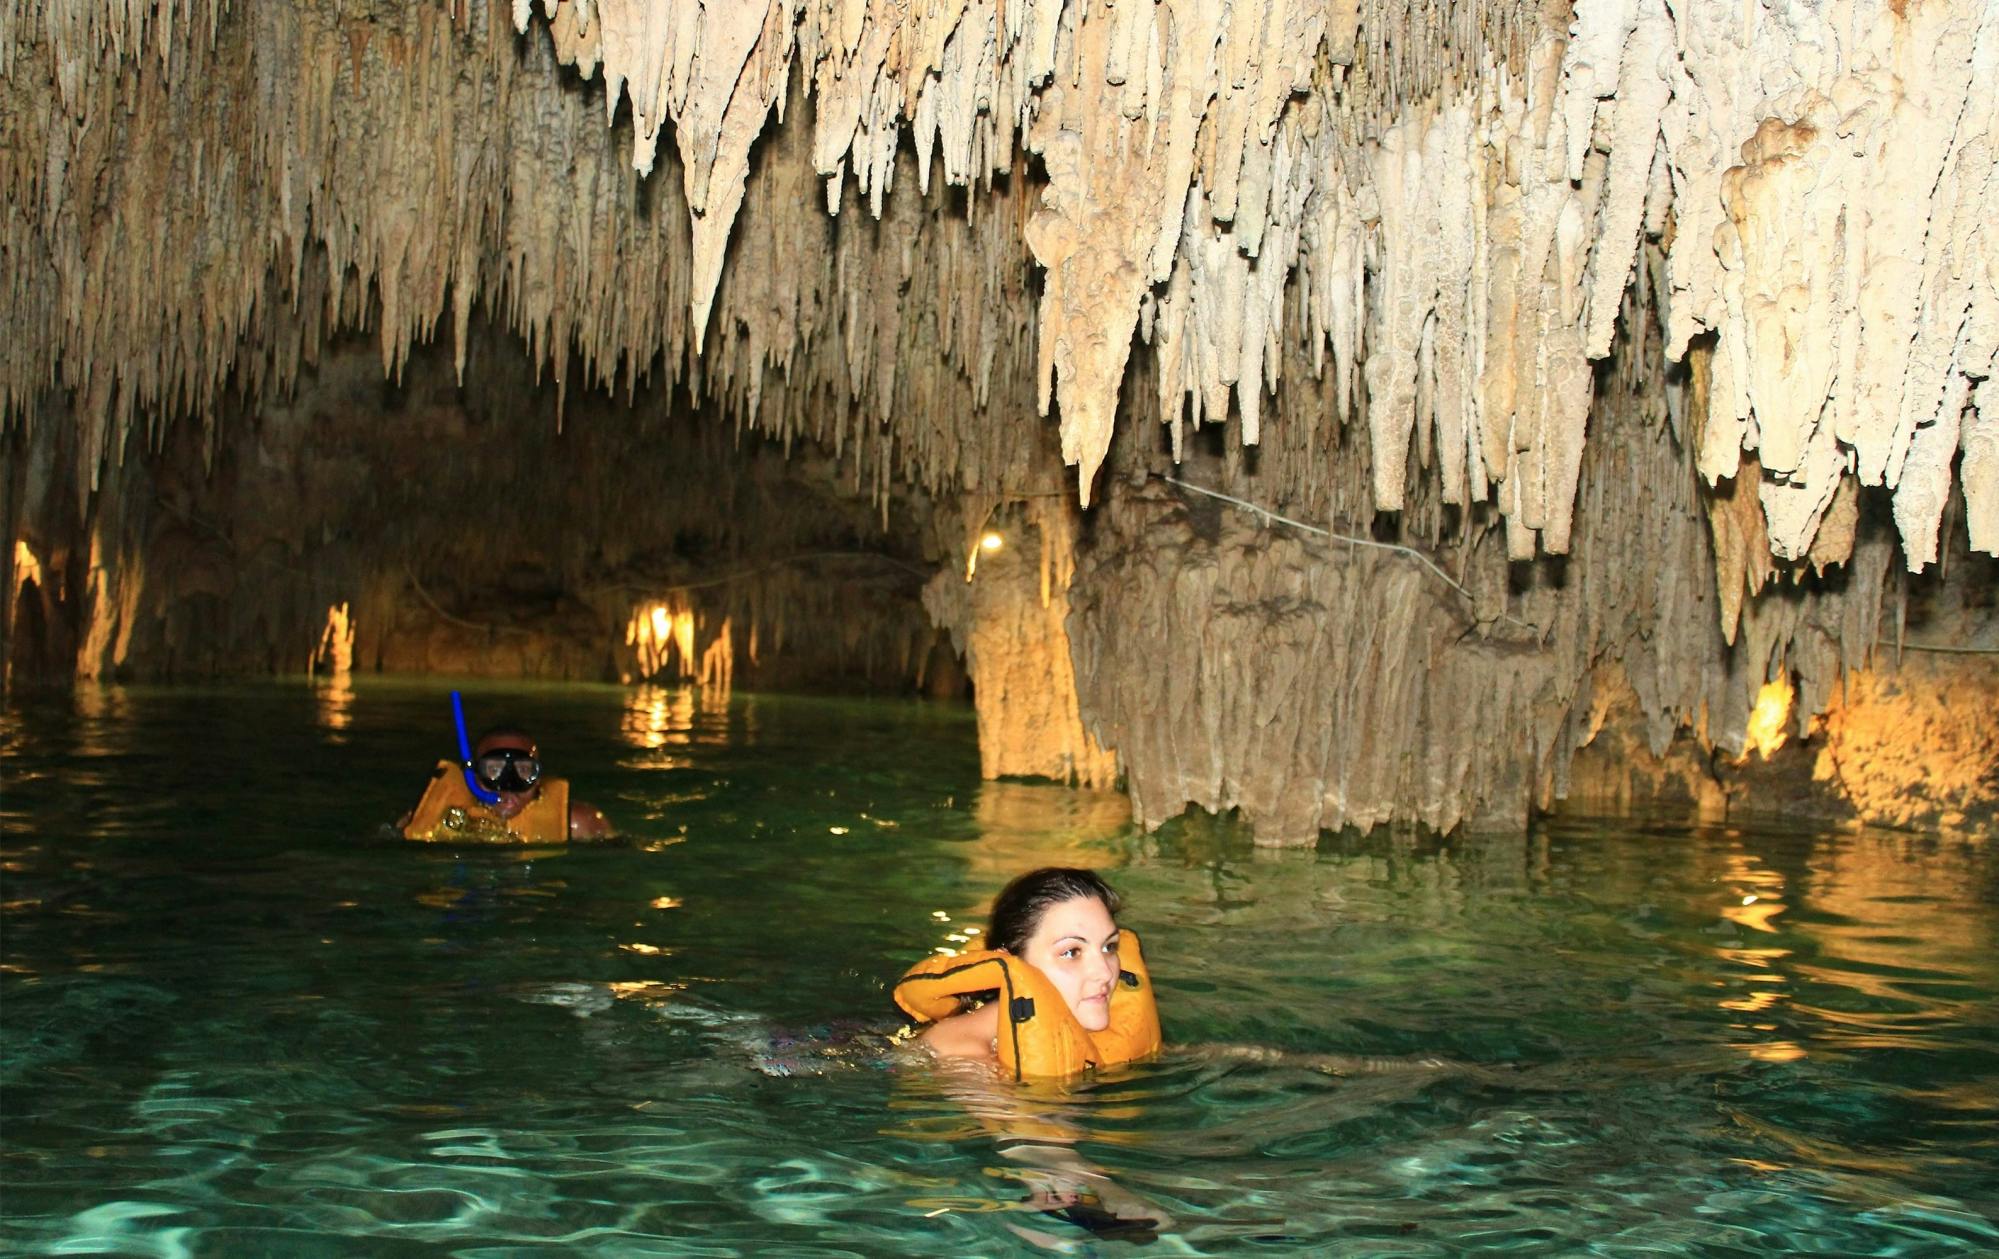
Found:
[3,680,1995,1256]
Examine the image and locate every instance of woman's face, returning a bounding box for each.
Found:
[1018,895,1122,1032]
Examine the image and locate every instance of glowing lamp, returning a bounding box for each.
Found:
[1744,675,1794,760]
[13,540,43,587]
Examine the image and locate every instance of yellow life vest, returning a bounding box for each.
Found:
[894,930,1162,1081]
[401,760,573,843]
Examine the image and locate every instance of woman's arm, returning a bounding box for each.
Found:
[1187,1042,1456,1074]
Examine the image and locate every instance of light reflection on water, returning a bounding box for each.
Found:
[314,674,356,740]
[619,683,704,761]
[0,681,1995,1256]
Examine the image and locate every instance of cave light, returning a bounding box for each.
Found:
[671,609,695,671]
[12,540,43,592]
[628,603,699,680]
[623,684,696,753]
[1744,675,1795,760]
[925,911,982,957]
[8,541,48,689]
[316,679,355,735]
[965,517,1006,581]
[1717,850,1792,1067]
[965,532,1003,581]
[608,980,687,1004]
[316,602,354,675]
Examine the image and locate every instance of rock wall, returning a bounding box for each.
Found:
[924,498,1117,787]
[1815,652,1999,835]
[1070,263,1992,840]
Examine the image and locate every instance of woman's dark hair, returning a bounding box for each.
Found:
[988,867,1121,955]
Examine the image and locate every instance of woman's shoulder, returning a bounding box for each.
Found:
[918,1001,1001,1060]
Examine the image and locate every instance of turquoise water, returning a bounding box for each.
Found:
[2,680,1996,1257]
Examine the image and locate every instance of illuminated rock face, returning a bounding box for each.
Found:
[3,1,1995,837]
[925,501,1117,789]
[1815,654,1999,836]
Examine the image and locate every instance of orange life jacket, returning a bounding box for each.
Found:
[894,930,1162,1081]
[401,759,572,843]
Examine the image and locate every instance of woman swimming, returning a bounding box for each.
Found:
[901,866,1156,1071]
[895,867,1173,1241]
[893,867,1480,1243]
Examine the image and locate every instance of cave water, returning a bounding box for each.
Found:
[3,680,1995,1255]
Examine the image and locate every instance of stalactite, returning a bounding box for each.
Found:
[1667,2,1997,569]
[1966,384,1999,554]
[10,0,1994,571]
[3,2,1049,520]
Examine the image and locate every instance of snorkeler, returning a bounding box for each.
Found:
[399,694,613,843]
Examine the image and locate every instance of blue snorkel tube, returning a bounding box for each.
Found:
[452,691,503,805]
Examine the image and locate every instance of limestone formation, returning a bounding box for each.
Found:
[924,497,1116,788]
[4,0,1995,840]
[1815,652,1999,835]
[1072,309,1915,840]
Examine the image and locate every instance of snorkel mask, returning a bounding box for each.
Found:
[451,691,503,805]
[472,747,542,793]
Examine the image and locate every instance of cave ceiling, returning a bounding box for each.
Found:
[5,0,1996,570]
